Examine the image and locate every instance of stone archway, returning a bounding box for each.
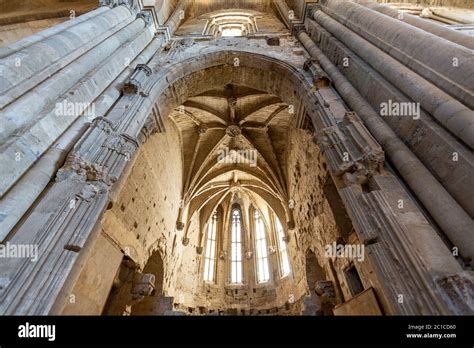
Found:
[0,48,320,315]
[96,50,332,314]
[0,43,462,316]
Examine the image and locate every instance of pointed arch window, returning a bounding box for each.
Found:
[276,218,291,277]
[230,208,243,283]
[254,210,270,283]
[203,212,218,282]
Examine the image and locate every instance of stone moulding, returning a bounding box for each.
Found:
[122,64,153,96]
[0,63,155,314]
[315,111,384,178]
[303,57,331,88]
[339,185,452,314]
[0,46,462,315]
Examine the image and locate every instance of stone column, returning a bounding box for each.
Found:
[0,49,160,313]
[298,29,474,267]
[319,0,474,110]
[0,0,173,242]
[312,8,474,149]
[305,18,474,218]
[358,1,474,50]
[274,0,293,29]
[0,6,135,107]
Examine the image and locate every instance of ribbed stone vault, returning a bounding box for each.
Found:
[169,84,292,230]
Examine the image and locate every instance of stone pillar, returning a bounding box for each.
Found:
[0,32,166,241]
[0,0,173,242]
[298,29,474,266]
[0,49,160,313]
[319,0,474,110]
[305,18,474,218]
[312,9,474,149]
[358,1,474,50]
[0,6,134,107]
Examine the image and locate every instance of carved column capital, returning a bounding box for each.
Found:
[126,0,142,11]
[100,0,142,14]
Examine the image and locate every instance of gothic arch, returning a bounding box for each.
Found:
[0,0,470,317]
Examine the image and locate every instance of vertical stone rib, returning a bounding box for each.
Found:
[312,10,474,150]
[164,0,187,35]
[298,30,474,266]
[274,0,292,28]
[0,19,154,199]
[339,186,452,314]
[306,19,474,218]
[357,1,474,50]
[320,0,474,110]
[0,6,134,104]
[0,6,110,58]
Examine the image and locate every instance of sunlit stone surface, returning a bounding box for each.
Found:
[0,0,472,316]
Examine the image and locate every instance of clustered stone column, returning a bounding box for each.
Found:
[298,0,474,267]
[0,0,186,240]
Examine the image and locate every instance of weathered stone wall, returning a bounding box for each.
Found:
[59,120,185,314]
[286,127,354,312]
[102,120,184,272]
[0,0,471,316]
